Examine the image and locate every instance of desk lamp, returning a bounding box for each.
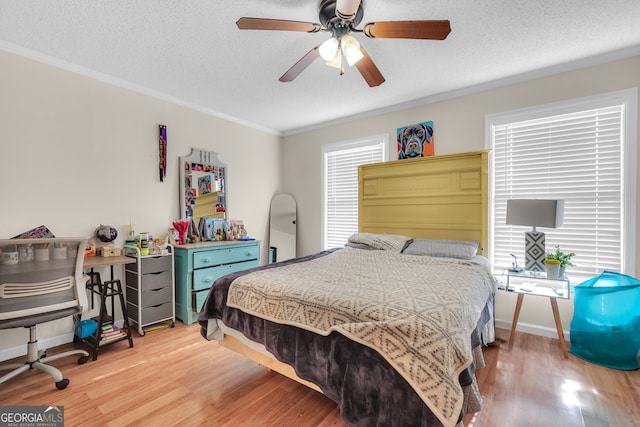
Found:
[506,199,564,272]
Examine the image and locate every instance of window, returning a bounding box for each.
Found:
[487,89,637,282]
[322,135,388,249]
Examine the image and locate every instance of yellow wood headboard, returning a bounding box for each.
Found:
[358,150,490,256]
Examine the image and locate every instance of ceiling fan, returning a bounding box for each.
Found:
[236,0,451,87]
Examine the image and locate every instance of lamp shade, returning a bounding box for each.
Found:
[341,34,363,66]
[326,49,342,69]
[319,37,339,61]
[506,199,564,229]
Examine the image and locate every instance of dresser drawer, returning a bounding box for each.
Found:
[191,260,259,310]
[126,270,172,292]
[192,245,259,269]
[140,270,172,291]
[127,286,172,308]
[192,259,259,291]
[194,288,210,313]
[127,302,172,324]
[192,264,234,291]
[137,255,172,274]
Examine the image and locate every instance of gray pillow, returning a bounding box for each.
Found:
[402,239,479,260]
[347,233,412,252]
[345,242,379,250]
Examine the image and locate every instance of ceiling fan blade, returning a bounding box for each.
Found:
[236,17,321,33]
[355,48,385,87]
[363,20,451,40]
[279,46,321,82]
[336,0,361,20]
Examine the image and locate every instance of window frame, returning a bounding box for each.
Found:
[321,134,389,250]
[485,88,637,280]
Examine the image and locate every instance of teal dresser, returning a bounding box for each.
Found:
[174,240,260,325]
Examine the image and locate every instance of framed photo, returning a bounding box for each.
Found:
[397,120,434,159]
[198,175,212,196]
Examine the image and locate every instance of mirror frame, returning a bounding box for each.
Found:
[269,194,297,263]
[179,148,227,222]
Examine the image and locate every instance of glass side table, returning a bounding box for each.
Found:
[505,271,570,358]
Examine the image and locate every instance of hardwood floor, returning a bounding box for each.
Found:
[1,323,638,426]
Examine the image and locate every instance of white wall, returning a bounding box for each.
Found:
[281,54,640,338]
[0,50,281,357]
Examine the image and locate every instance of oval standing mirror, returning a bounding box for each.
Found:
[269,194,296,263]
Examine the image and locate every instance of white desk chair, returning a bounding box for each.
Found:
[0,238,90,389]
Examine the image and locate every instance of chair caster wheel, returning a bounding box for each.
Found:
[56,379,70,390]
[78,355,89,364]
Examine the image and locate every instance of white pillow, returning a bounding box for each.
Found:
[402,239,479,260]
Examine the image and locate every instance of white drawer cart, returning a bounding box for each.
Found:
[124,246,175,336]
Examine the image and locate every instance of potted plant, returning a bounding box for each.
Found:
[545,245,575,277]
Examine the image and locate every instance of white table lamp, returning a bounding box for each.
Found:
[506,199,564,272]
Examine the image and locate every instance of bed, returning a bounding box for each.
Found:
[198,151,494,427]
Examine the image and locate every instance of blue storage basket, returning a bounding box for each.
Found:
[75,319,98,339]
[570,271,640,370]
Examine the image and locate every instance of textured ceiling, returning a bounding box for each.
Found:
[1,0,639,135]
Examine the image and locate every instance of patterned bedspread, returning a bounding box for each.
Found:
[226,247,496,427]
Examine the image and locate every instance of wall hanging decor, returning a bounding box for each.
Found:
[159,124,167,182]
[397,120,434,159]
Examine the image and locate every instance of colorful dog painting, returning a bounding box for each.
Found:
[397,120,434,159]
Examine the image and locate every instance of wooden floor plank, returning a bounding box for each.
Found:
[1,323,638,426]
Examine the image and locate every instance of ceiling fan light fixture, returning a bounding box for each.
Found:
[237,0,451,86]
[319,37,339,61]
[326,50,342,69]
[341,34,363,66]
[345,48,363,66]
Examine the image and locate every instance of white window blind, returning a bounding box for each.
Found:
[323,137,386,249]
[490,91,636,283]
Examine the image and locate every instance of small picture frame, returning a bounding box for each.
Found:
[168,228,177,245]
